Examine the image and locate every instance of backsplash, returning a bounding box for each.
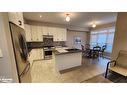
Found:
[27,41,66,49]
[53,41,66,47]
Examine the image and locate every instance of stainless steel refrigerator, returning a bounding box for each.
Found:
[9,22,30,83]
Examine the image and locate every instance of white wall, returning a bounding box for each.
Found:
[66,30,90,49]
[0,13,18,82]
[111,13,127,60]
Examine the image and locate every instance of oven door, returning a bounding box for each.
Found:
[44,50,52,59]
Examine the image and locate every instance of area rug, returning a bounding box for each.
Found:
[81,72,127,83]
[107,72,127,83]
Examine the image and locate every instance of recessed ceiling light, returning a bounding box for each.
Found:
[65,14,70,22]
[40,15,42,18]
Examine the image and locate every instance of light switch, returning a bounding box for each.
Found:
[0,48,3,58]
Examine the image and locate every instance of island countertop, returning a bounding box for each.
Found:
[54,48,83,55]
[53,48,82,71]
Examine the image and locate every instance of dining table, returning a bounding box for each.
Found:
[86,46,101,58]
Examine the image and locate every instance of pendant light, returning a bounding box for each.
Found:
[92,23,96,28]
[66,14,70,22]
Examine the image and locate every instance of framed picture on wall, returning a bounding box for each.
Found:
[74,37,82,44]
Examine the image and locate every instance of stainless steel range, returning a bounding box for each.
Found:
[43,47,54,59]
[43,35,54,59]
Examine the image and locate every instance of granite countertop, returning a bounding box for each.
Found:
[54,48,83,55]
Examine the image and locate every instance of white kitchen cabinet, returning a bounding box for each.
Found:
[8,12,24,29]
[36,49,44,59]
[37,26,43,41]
[47,27,55,35]
[25,24,32,42]
[42,26,48,35]
[28,49,44,63]
[41,49,44,59]
[56,28,61,41]
[61,28,67,41]
[53,27,58,41]
[28,50,34,64]
[31,25,43,41]
[25,25,43,42]
[8,12,17,24]
[53,27,67,41]
[31,25,38,41]
[42,26,54,35]
[36,49,42,60]
[16,12,24,29]
[25,24,67,42]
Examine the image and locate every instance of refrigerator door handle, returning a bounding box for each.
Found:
[19,62,30,78]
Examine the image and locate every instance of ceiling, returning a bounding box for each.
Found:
[23,12,117,29]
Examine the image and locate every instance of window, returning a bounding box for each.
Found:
[90,27,115,53]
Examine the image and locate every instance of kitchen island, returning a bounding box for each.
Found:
[53,48,82,71]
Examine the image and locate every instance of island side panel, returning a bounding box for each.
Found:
[55,52,82,71]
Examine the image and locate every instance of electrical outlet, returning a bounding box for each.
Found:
[0,48,3,58]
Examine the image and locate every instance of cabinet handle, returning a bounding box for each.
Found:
[18,20,22,26]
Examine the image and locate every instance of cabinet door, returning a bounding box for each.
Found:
[41,49,44,59]
[28,50,33,64]
[61,28,67,41]
[25,24,32,42]
[16,12,24,29]
[36,49,39,59]
[8,12,24,29]
[42,26,48,35]
[47,27,54,35]
[55,28,67,41]
[57,28,63,41]
[32,49,43,60]
[38,49,43,59]
[31,25,38,41]
[37,26,43,41]
[53,27,59,41]
[8,12,17,24]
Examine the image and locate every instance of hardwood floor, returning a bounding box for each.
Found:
[21,57,110,83]
[81,74,112,83]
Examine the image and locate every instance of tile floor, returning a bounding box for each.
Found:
[21,57,110,83]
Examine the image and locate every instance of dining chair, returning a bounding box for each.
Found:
[100,45,107,58]
[81,44,91,58]
[92,46,101,58]
[85,44,90,50]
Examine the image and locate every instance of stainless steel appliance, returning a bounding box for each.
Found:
[43,35,53,47]
[9,22,30,82]
[43,35,54,59]
[43,47,54,59]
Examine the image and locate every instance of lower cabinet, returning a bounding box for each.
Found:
[28,49,44,64]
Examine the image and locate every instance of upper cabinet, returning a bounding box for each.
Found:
[31,25,37,41]
[31,25,43,41]
[53,27,67,41]
[62,28,67,41]
[24,24,67,42]
[42,26,48,35]
[24,24,32,42]
[42,26,55,35]
[8,12,24,29]
[36,26,43,41]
